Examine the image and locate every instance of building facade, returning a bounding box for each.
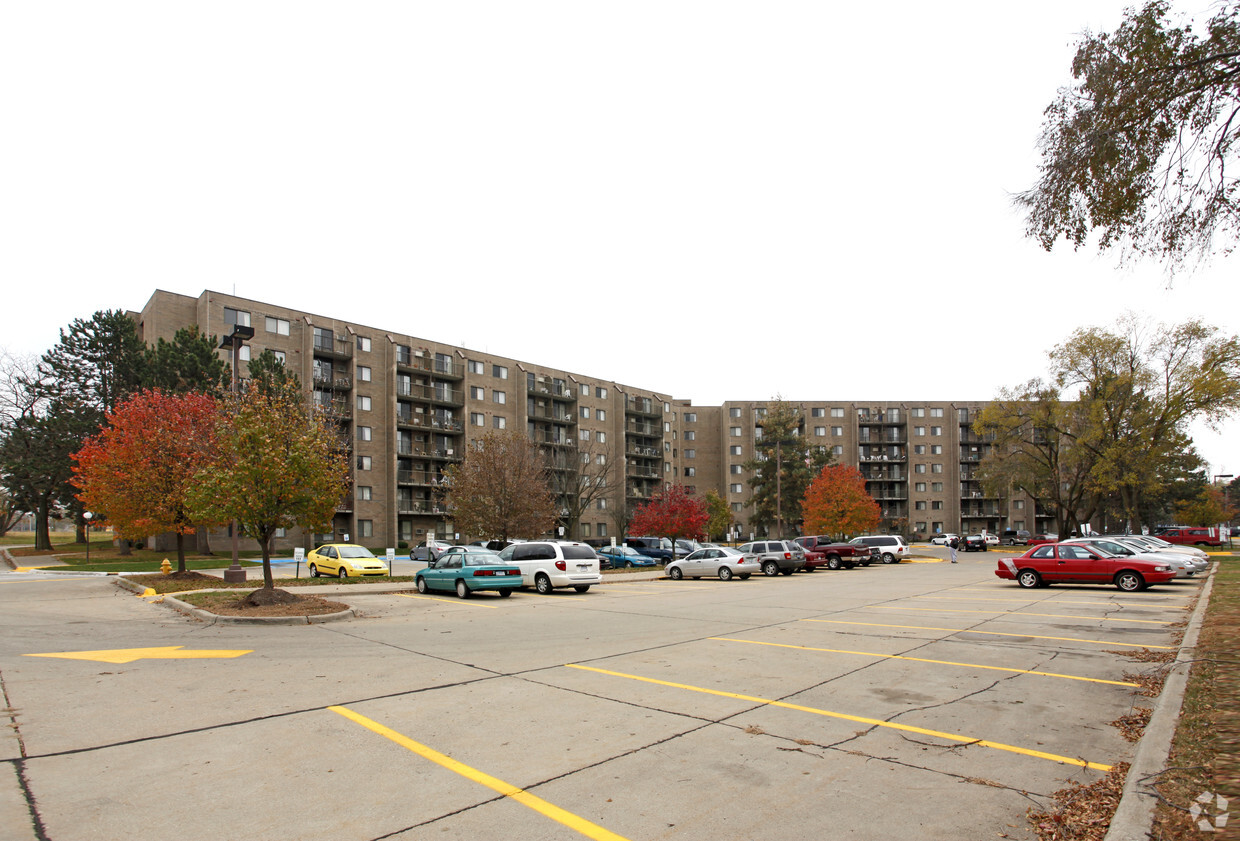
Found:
[135,290,1048,549]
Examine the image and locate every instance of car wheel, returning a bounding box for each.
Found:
[1115,571,1145,592]
[781,568,794,576]
[669,567,684,580]
[535,573,553,595]
[338,567,348,579]
[718,566,733,581]
[309,563,318,578]
[882,553,896,564]
[1017,569,1042,588]
[415,576,428,594]
[763,561,779,576]
[573,585,590,593]
[827,556,841,570]
[499,589,512,598]
[739,573,750,580]
[860,559,872,567]
[844,562,856,569]
[455,579,470,598]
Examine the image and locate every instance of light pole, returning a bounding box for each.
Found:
[219,324,255,583]
[1215,474,1234,549]
[83,511,93,563]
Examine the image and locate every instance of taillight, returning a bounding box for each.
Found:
[783,552,791,559]
[556,561,567,571]
[472,570,495,577]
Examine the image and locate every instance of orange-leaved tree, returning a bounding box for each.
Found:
[72,389,222,572]
[802,464,880,539]
[628,484,709,559]
[187,378,350,591]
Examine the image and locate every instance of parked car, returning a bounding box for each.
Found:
[1117,535,1210,568]
[596,545,658,569]
[929,533,959,546]
[666,547,757,581]
[1001,529,1032,545]
[792,536,876,569]
[962,534,988,552]
[411,539,452,561]
[306,544,390,578]
[995,543,1177,591]
[849,535,910,563]
[496,540,603,593]
[982,533,1000,546]
[1060,538,1196,578]
[1154,526,1225,547]
[737,540,806,576]
[1026,534,1059,546]
[624,537,674,563]
[415,550,523,598]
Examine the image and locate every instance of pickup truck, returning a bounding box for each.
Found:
[1154,527,1225,547]
[792,536,877,569]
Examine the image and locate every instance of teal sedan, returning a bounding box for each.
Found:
[596,545,658,569]
[415,549,523,598]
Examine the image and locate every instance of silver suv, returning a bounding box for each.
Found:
[496,540,603,593]
[849,535,910,564]
[736,540,805,576]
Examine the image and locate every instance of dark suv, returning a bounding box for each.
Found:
[624,537,674,562]
[737,540,806,576]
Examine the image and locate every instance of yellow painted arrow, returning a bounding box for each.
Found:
[25,646,252,664]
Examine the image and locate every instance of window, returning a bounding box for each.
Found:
[932,500,944,510]
[685,430,695,440]
[358,426,372,441]
[597,409,606,421]
[931,426,942,436]
[730,483,744,493]
[930,444,942,454]
[579,429,591,442]
[596,454,606,465]
[731,502,744,512]
[665,402,671,413]
[580,523,591,538]
[493,365,508,379]
[358,365,371,382]
[356,336,371,352]
[357,455,372,471]
[814,426,826,436]
[811,408,825,417]
[493,416,506,429]
[493,391,506,404]
[357,486,372,501]
[359,520,373,538]
[1014,499,1025,509]
[832,445,843,455]
[931,482,943,491]
[471,413,485,426]
[684,467,696,477]
[598,523,607,536]
[930,408,944,418]
[914,445,926,454]
[832,426,843,436]
[581,452,591,464]
[730,427,742,437]
[915,482,926,492]
[730,407,742,418]
[731,464,743,474]
[356,395,371,411]
[685,412,697,422]
[271,350,286,364]
[831,408,845,417]
[265,316,290,335]
[468,360,484,374]
[238,345,251,362]
[592,431,604,443]
[580,407,590,419]
[915,464,927,474]
[224,307,250,328]
[915,501,927,510]
[932,521,944,533]
[730,445,743,455]
[931,463,943,473]
[598,499,607,510]
[470,386,484,400]
[911,408,924,418]
[663,421,671,432]
[685,449,695,458]
[914,426,925,436]
[596,386,607,399]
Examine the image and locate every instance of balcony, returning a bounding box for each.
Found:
[313,335,354,359]
[626,445,661,458]
[396,414,463,433]
[312,397,351,419]
[529,380,575,399]
[530,406,576,422]
[433,359,463,380]
[627,421,658,435]
[625,396,660,417]
[396,350,432,372]
[397,501,444,515]
[626,466,661,479]
[531,430,574,446]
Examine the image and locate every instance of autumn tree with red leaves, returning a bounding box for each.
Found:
[72,390,222,571]
[802,464,880,539]
[628,484,709,559]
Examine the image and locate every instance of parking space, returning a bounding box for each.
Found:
[0,558,1203,841]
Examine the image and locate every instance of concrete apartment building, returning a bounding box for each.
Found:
[136,289,1046,550]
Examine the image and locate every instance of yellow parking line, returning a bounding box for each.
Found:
[329,706,630,841]
[946,587,1190,599]
[803,619,1176,649]
[708,637,1137,686]
[566,664,1111,772]
[912,595,1192,610]
[866,606,1174,625]
[394,594,499,609]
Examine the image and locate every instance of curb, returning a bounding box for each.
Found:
[113,575,357,625]
[1103,566,1216,841]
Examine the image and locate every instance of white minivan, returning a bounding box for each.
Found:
[496,540,603,594]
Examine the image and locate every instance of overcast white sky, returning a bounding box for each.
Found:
[2,1,1236,476]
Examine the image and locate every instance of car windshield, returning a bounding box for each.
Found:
[338,546,376,559]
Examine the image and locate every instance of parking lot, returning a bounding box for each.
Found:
[0,550,1200,840]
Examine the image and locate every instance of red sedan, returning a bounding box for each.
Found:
[995,543,1177,592]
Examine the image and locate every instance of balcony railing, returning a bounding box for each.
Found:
[625,397,659,416]
[313,336,354,359]
[626,445,661,458]
[397,501,444,515]
[395,351,432,371]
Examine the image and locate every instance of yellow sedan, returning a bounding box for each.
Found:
[307,544,389,578]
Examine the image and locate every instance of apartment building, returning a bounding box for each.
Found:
[135,290,1047,550]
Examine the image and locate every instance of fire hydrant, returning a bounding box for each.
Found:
[160,558,172,575]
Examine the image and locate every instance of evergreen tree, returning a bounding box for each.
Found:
[742,398,832,536]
